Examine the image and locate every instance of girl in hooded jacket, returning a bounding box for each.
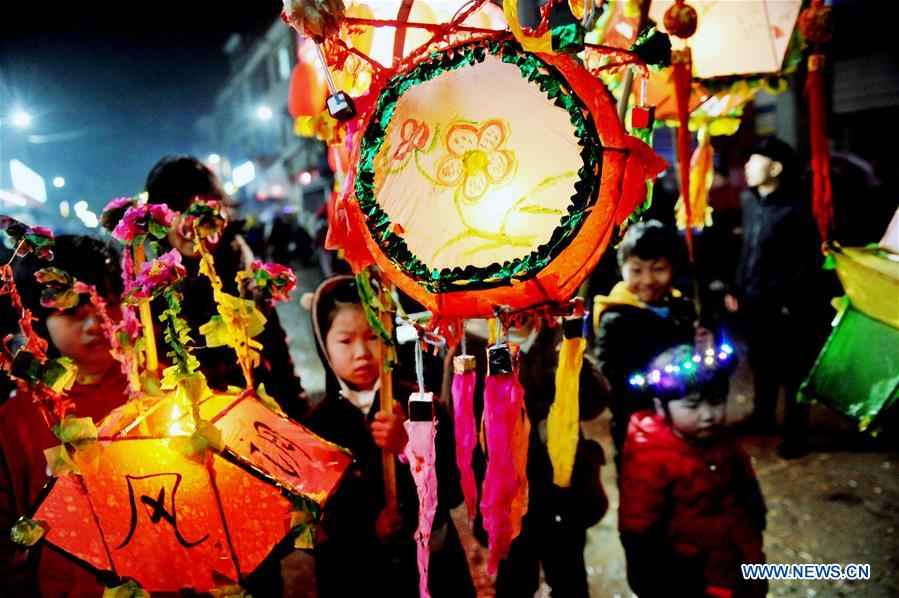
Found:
[303,276,474,597]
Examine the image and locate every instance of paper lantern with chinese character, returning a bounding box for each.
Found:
[333,37,664,324]
[649,0,802,79]
[33,437,293,592]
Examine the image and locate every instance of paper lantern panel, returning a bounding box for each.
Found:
[34,438,293,593]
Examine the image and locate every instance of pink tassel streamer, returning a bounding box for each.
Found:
[480,372,529,575]
[451,369,478,523]
[404,417,438,598]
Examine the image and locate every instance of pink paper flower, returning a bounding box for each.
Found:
[130,249,186,300]
[182,198,226,244]
[101,197,137,232]
[112,203,176,244]
[249,260,297,302]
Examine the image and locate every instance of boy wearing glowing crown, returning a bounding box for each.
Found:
[618,344,768,598]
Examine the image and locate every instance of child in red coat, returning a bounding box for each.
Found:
[618,344,767,598]
[0,236,129,597]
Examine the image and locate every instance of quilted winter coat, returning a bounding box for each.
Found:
[618,411,767,598]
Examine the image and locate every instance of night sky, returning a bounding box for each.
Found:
[1,1,282,214]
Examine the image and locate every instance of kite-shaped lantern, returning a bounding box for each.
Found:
[32,437,294,593]
[334,37,664,324]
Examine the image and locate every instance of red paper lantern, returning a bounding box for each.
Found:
[799,2,833,44]
[664,1,698,39]
[288,62,328,118]
[331,38,665,325]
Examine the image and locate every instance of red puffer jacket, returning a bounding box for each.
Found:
[619,411,766,598]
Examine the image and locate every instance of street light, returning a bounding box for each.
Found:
[11,110,31,128]
[53,176,65,188]
[207,154,221,165]
[256,105,273,121]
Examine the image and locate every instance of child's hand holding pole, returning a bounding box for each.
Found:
[371,402,408,454]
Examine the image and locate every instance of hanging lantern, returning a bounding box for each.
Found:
[650,0,803,79]
[332,37,663,326]
[289,61,329,118]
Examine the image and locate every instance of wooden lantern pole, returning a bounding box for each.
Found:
[378,279,397,513]
[131,243,158,374]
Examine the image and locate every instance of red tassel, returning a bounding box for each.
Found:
[805,53,832,242]
[672,47,695,260]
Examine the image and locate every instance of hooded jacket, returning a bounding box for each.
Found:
[302,276,473,598]
[619,411,766,597]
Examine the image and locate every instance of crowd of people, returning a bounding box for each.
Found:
[0,136,867,597]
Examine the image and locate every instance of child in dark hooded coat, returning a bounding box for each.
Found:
[302,276,474,597]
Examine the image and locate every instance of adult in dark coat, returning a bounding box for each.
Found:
[145,155,308,421]
[725,138,832,457]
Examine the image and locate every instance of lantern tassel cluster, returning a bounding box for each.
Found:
[799,0,834,242]
[480,340,529,574]
[404,390,438,598]
[547,314,587,488]
[451,352,479,523]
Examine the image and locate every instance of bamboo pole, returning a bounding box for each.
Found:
[132,244,158,374]
[378,279,397,513]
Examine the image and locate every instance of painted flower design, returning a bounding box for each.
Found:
[129,249,186,301]
[247,260,297,303]
[391,119,430,165]
[112,203,176,244]
[434,120,516,204]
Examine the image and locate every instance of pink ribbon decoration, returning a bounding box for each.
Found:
[451,355,478,523]
[404,392,438,598]
[480,369,530,575]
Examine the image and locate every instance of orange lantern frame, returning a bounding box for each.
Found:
[330,36,662,326]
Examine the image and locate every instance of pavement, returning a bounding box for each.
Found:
[276,264,899,597]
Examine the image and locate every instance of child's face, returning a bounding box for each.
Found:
[621,256,673,303]
[325,305,382,391]
[657,391,726,441]
[46,303,120,376]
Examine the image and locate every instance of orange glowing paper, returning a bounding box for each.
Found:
[33,438,293,592]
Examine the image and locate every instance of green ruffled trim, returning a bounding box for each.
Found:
[356,39,603,293]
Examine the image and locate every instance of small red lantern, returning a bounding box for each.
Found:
[664,0,698,39]
[288,62,328,118]
[798,1,833,44]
